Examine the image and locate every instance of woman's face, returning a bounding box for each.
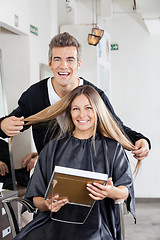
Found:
[70,94,95,138]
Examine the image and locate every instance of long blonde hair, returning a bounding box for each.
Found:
[24,85,141,175]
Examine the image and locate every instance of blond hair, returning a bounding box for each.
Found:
[25,85,141,175]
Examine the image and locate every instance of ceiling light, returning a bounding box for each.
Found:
[88,34,100,46]
[92,27,104,39]
[88,0,104,46]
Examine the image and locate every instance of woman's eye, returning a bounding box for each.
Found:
[72,107,79,111]
[86,106,92,110]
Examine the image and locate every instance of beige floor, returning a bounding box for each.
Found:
[124,201,160,240]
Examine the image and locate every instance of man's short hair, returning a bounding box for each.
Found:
[49,32,81,62]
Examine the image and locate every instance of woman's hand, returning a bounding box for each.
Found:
[87,178,129,201]
[33,195,68,212]
[46,195,69,212]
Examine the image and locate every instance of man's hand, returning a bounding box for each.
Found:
[21,152,38,171]
[132,139,149,160]
[0,161,9,176]
[1,116,24,136]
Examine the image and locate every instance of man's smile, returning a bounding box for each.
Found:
[58,72,70,76]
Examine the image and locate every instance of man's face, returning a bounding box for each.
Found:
[49,47,81,88]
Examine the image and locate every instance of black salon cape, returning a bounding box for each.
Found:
[14,133,135,240]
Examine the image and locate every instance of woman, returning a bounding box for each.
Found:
[15,85,139,240]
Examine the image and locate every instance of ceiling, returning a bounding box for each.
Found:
[70,0,160,35]
[111,0,160,35]
[133,0,160,35]
[136,0,160,18]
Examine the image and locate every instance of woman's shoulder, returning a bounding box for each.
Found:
[40,133,69,154]
[97,133,122,149]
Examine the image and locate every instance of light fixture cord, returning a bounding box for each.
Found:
[96,0,98,27]
[92,0,94,27]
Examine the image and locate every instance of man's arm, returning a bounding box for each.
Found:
[0,79,49,140]
[82,79,151,159]
[100,91,150,159]
[0,84,35,138]
[0,116,24,137]
[131,139,149,160]
[0,91,28,138]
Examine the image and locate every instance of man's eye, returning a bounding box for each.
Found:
[54,59,60,62]
[68,59,74,62]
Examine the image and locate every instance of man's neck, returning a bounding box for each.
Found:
[51,77,79,98]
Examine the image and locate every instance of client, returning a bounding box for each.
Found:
[14,85,139,240]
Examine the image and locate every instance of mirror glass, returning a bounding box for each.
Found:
[0,49,16,190]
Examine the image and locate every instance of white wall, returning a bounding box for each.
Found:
[105,13,160,198]
[0,30,30,168]
[0,0,58,167]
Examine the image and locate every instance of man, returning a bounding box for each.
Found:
[0,32,150,170]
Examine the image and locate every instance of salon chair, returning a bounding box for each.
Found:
[2,196,37,238]
[2,197,128,240]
